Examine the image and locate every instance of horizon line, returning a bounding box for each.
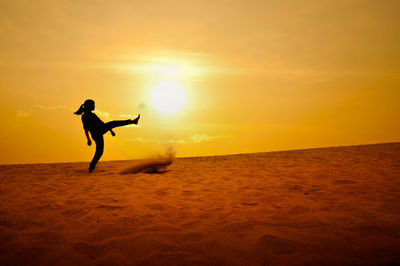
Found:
[1,141,399,167]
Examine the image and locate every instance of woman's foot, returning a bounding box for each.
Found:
[131,114,140,125]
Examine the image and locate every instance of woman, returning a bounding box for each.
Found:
[74,99,140,172]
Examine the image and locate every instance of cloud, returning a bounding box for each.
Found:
[15,104,111,120]
[6,104,111,139]
[93,110,111,120]
[120,114,134,118]
[32,104,74,111]
[105,49,239,77]
[189,134,229,143]
[16,110,31,119]
[16,104,74,118]
[2,105,77,141]
[125,137,185,144]
[124,134,231,145]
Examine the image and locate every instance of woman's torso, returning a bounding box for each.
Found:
[82,112,104,137]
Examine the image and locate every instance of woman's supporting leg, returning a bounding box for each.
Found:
[89,136,104,172]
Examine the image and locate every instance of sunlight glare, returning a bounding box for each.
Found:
[151,81,186,114]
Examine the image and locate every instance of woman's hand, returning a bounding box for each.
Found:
[87,139,92,146]
[110,129,116,137]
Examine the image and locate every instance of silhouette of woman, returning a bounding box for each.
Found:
[74,99,140,172]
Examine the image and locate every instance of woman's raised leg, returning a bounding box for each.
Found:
[102,115,140,134]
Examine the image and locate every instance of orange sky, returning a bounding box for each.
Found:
[0,0,399,164]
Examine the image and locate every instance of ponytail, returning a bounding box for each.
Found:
[74,104,85,115]
[74,99,94,115]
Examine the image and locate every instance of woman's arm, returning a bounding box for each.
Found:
[85,129,92,146]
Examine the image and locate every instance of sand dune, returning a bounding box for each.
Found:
[0,143,400,265]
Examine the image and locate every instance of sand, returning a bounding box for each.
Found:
[0,143,399,265]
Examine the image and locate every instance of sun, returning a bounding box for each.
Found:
[151,81,186,114]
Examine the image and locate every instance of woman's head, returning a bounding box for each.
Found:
[74,99,95,115]
[83,99,95,111]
